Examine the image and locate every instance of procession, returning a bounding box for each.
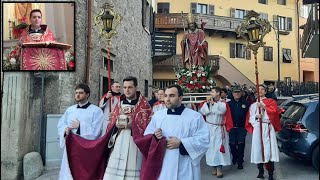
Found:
[1,1,319,180]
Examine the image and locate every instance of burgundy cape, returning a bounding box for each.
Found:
[245,98,281,134]
[65,92,166,180]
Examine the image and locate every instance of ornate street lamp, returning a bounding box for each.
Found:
[94,2,121,112]
[236,10,271,162]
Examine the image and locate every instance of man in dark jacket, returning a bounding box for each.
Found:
[228,85,251,169]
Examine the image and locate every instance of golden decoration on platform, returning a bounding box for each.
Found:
[94,2,122,41]
[30,49,56,70]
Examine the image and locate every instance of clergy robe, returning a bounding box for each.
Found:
[152,101,166,113]
[57,103,104,180]
[199,99,233,166]
[144,106,209,180]
[98,93,121,136]
[64,92,164,180]
[103,99,143,180]
[245,98,281,164]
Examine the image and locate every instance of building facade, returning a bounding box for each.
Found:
[152,0,301,88]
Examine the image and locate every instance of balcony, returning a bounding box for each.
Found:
[301,3,319,58]
[153,55,220,72]
[155,13,243,32]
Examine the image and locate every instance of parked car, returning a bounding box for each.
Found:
[278,93,318,114]
[277,96,319,171]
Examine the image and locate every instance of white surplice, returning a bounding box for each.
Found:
[99,96,120,136]
[103,102,142,180]
[144,108,209,180]
[199,100,232,166]
[248,100,279,164]
[57,104,104,180]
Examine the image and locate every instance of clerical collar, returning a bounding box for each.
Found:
[111,91,121,96]
[123,98,138,105]
[167,105,185,115]
[77,101,91,109]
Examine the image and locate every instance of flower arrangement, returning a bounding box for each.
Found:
[65,49,75,70]
[3,48,20,70]
[174,65,216,93]
[12,16,28,39]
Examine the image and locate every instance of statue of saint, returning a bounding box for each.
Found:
[181,14,208,68]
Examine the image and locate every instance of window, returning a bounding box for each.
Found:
[283,48,292,63]
[260,13,268,20]
[102,77,115,96]
[196,3,208,14]
[235,9,245,19]
[264,46,273,61]
[300,5,311,18]
[273,15,292,31]
[230,43,251,59]
[142,0,153,33]
[103,57,113,72]
[144,80,149,97]
[259,0,267,4]
[191,3,214,15]
[277,0,286,5]
[278,16,286,30]
[157,3,169,14]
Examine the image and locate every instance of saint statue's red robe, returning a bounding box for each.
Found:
[181,28,208,66]
[65,92,166,180]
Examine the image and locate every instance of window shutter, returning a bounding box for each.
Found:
[230,8,235,18]
[209,5,214,16]
[230,43,235,58]
[287,17,292,31]
[264,47,267,60]
[273,15,278,29]
[191,3,197,14]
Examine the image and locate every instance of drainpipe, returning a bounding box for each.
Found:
[297,0,301,94]
[37,72,45,159]
[85,0,92,84]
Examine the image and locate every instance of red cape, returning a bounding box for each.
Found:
[66,92,165,180]
[223,102,234,132]
[245,98,281,134]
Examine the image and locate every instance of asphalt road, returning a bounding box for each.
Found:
[201,134,319,180]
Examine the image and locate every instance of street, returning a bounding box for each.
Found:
[201,135,319,180]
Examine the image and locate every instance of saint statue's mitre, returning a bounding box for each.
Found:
[186,14,196,23]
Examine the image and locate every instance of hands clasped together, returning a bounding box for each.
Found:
[154,128,181,149]
[64,119,80,136]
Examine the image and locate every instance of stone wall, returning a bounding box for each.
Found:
[1,0,153,179]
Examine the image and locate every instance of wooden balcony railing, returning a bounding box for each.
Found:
[153,55,219,72]
[155,13,244,32]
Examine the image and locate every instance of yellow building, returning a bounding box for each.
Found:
[152,0,301,88]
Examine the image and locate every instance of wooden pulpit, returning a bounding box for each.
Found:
[21,41,72,70]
